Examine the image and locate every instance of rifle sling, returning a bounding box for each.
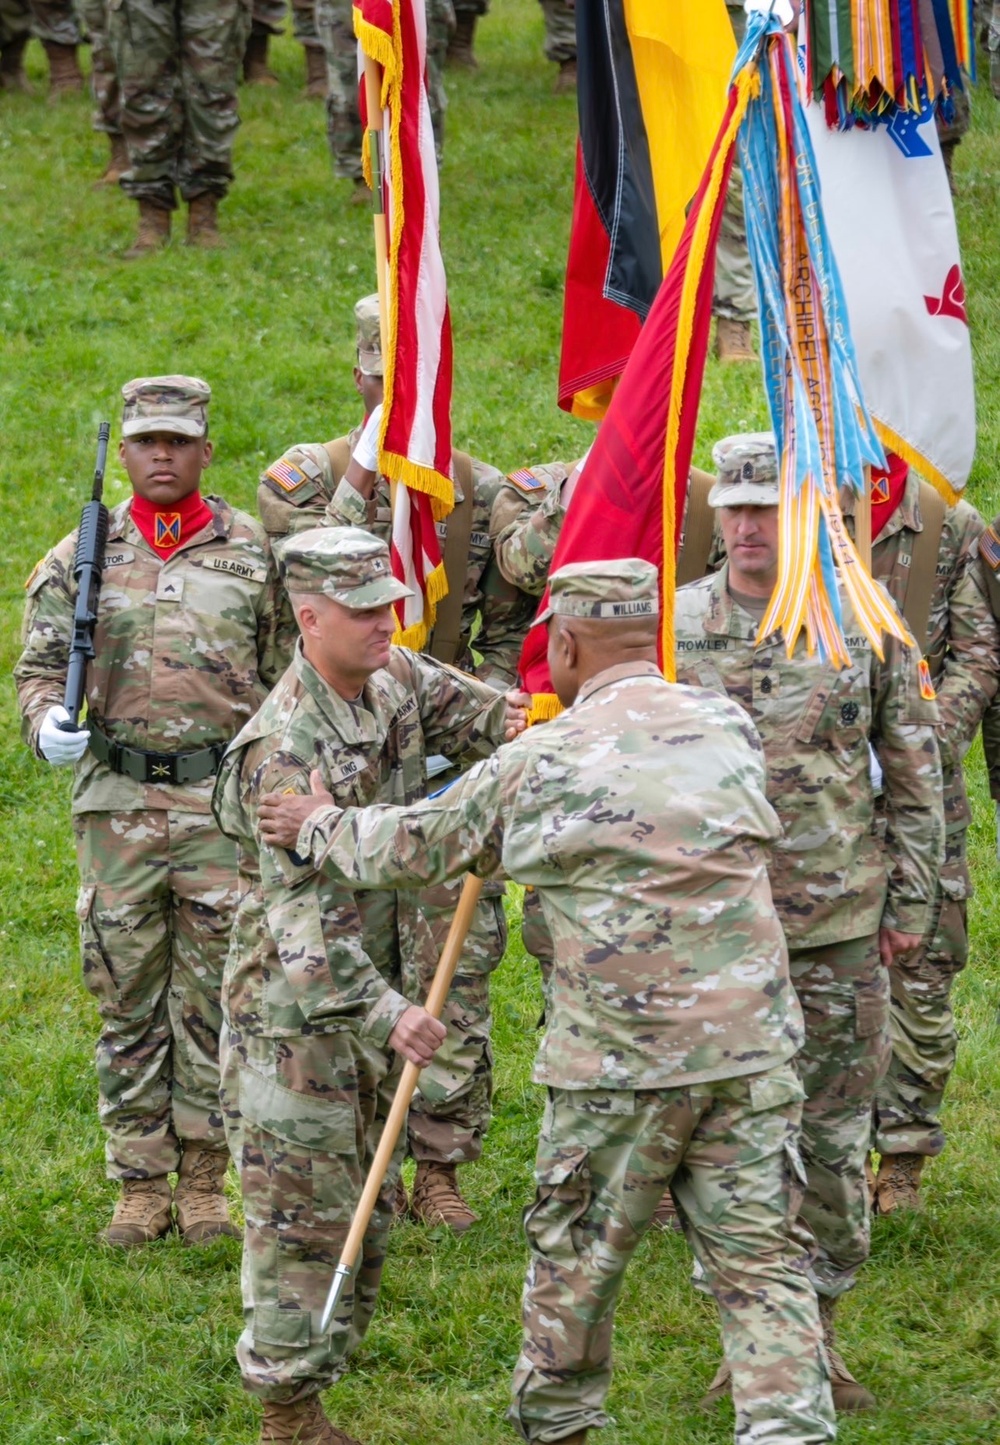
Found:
[904,481,946,657]
[676,467,717,587]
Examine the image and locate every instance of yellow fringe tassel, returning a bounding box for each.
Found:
[527,693,563,725]
[871,420,961,508]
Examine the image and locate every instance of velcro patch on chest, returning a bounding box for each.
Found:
[506,467,546,493]
[981,525,1000,572]
[103,549,135,569]
[205,555,268,584]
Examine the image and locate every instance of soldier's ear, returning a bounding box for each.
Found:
[200,439,214,468]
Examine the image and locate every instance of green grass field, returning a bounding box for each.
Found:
[2,6,1000,1442]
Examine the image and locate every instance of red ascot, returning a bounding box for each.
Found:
[869,452,909,541]
[131,490,214,559]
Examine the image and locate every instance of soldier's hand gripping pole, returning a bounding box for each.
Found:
[60,422,111,731]
[320,872,484,1333]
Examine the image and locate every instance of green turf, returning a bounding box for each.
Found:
[1,5,1000,1442]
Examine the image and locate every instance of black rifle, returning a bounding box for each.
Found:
[59,422,111,732]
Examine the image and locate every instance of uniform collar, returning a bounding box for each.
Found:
[700,563,777,643]
[575,659,665,705]
[839,470,923,539]
[110,493,233,548]
[292,641,389,747]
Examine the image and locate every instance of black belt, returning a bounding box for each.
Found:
[89,725,226,785]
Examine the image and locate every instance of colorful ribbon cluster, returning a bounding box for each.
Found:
[739,15,912,666]
[806,0,975,125]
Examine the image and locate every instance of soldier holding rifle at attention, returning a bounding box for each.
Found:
[212,526,528,1445]
[15,376,292,1249]
[256,558,838,1445]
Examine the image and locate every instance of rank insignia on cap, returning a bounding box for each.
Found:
[871,474,891,503]
[981,525,1000,572]
[918,658,937,701]
[154,512,181,547]
[507,467,545,493]
[266,458,309,493]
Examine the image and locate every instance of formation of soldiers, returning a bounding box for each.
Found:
[0,0,578,252]
[14,263,1000,1441]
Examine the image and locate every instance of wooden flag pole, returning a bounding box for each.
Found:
[364,54,391,339]
[319,871,484,1333]
[856,465,873,570]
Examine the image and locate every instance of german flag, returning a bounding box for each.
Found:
[557,1,735,421]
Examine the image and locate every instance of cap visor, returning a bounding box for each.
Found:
[121,417,206,439]
[708,481,779,509]
[324,576,415,609]
[357,351,384,377]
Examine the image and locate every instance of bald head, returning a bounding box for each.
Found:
[547,612,660,707]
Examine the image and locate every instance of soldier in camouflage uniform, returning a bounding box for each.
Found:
[539,0,575,92]
[243,0,326,96]
[256,557,837,1445]
[213,525,523,1445]
[257,294,538,1232]
[317,0,448,199]
[77,0,126,184]
[0,0,82,93]
[991,2,1000,99]
[447,0,486,69]
[676,434,943,1413]
[837,466,1000,1212]
[109,0,251,255]
[15,377,293,1250]
[982,515,1000,858]
[713,0,756,362]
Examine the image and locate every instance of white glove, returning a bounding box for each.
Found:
[352,403,384,473]
[38,705,90,766]
[868,744,884,796]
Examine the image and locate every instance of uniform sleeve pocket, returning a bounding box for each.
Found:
[522,1145,592,1267]
[239,1066,357,1155]
[76,885,119,1005]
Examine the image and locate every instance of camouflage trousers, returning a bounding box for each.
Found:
[250,0,319,46]
[317,0,446,180]
[222,1023,402,1402]
[0,0,80,45]
[789,932,890,1298]
[538,0,574,64]
[991,1,1000,100]
[77,0,121,136]
[73,809,236,1180]
[873,885,969,1157]
[713,0,754,324]
[404,883,506,1164]
[109,0,251,207]
[510,1065,835,1443]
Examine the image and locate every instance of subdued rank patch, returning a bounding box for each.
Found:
[506,467,547,492]
[266,458,310,493]
[154,513,181,547]
[980,525,1000,572]
[918,658,937,701]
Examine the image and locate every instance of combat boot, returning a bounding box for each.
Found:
[244,29,279,85]
[819,1297,876,1412]
[103,1176,173,1247]
[0,35,31,92]
[350,179,370,206]
[650,1186,682,1232]
[304,45,327,99]
[94,134,129,188]
[259,1397,362,1444]
[410,1161,479,1233]
[186,193,224,248]
[446,14,478,69]
[554,58,577,94]
[391,1173,409,1223]
[42,39,83,98]
[123,200,171,259]
[174,1145,241,1244]
[714,318,756,363]
[873,1153,924,1216]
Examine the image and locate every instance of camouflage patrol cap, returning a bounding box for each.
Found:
[708,432,779,507]
[121,375,211,438]
[537,557,659,625]
[355,294,383,377]
[274,525,413,608]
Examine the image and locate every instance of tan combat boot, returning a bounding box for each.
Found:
[94,134,129,188]
[409,1161,479,1233]
[390,1173,409,1223]
[0,35,32,92]
[174,1146,241,1244]
[819,1297,876,1412]
[244,29,278,85]
[260,1397,362,1444]
[304,45,327,99]
[873,1153,924,1216]
[123,199,171,259]
[186,193,224,248]
[554,58,577,94]
[42,39,83,98]
[714,318,756,363]
[103,1176,173,1247]
[446,14,478,68]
